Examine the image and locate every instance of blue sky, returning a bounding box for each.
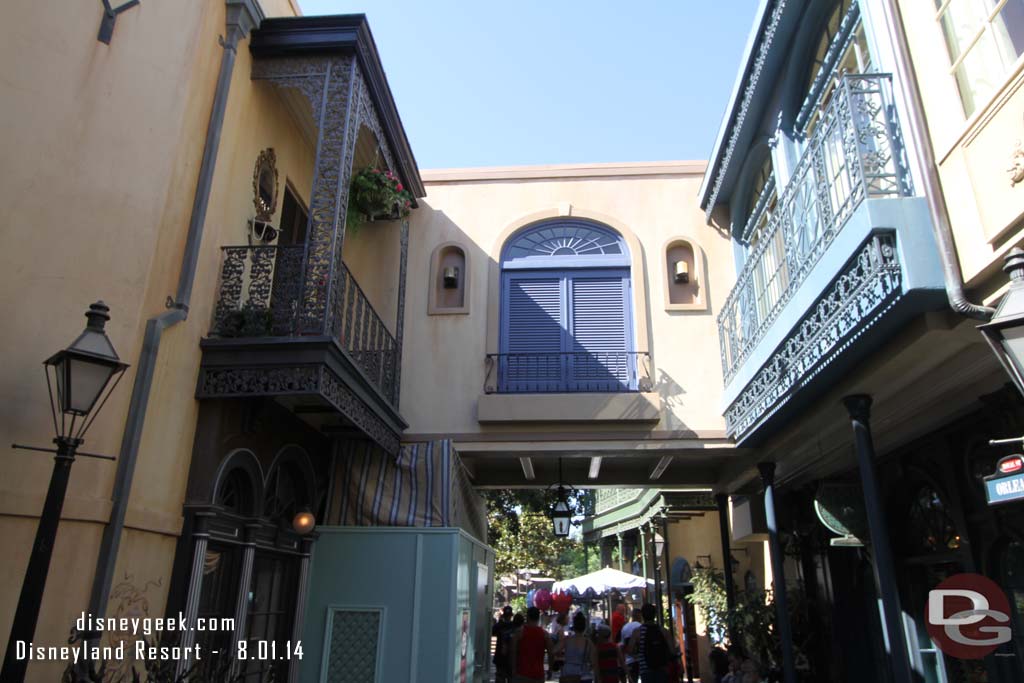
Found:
[299,1,761,169]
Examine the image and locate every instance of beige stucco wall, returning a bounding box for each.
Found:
[400,163,734,436]
[898,0,1024,293]
[0,0,302,670]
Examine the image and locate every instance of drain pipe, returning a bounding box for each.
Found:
[84,0,263,629]
[879,0,992,320]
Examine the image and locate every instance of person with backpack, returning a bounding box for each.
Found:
[624,604,675,683]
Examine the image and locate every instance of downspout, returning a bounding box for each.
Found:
[878,0,993,320]
[85,0,263,626]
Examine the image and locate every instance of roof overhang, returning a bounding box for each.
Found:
[249,14,425,200]
[697,0,808,217]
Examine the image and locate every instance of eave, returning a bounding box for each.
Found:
[249,14,425,200]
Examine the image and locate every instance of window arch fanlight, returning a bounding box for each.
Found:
[501,220,630,269]
[498,219,636,393]
[903,482,963,556]
[263,446,317,524]
[211,449,264,517]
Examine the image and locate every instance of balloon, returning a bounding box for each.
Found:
[534,589,552,611]
[526,589,536,608]
[552,591,573,614]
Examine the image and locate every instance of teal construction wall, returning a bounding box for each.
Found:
[301,526,493,683]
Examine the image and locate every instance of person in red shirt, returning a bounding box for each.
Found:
[510,606,556,683]
[610,604,627,643]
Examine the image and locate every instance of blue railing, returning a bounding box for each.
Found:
[718,74,910,383]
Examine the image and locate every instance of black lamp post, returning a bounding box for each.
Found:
[979,248,1024,397]
[2,302,127,682]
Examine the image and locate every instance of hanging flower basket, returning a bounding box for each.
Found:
[346,167,413,232]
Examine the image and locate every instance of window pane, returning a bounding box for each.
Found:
[994,0,1024,66]
[938,0,987,63]
[954,28,1005,115]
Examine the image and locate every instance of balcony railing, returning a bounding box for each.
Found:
[211,245,398,402]
[718,74,909,384]
[594,488,644,514]
[484,352,650,394]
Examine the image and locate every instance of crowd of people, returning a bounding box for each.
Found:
[491,603,680,683]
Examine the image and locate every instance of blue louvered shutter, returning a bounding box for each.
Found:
[567,271,634,391]
[501,274,565,391]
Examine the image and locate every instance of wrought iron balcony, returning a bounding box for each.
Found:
[484,352,651,394]
[210,245,399,404]
[717,74,909,384]
[593,488,644,514]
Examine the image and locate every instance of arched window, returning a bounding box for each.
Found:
[498,220,635,392]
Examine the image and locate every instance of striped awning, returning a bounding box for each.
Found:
[329,439,487,541]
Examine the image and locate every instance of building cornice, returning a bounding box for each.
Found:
[422,160,707,184]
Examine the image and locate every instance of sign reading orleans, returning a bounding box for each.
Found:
[985,455,1024,506]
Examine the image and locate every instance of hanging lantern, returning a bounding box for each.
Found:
[551,489,572,537]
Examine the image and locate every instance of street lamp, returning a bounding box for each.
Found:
[979,248,1024,398]
[654,533,665,560]
[2,301,127,682]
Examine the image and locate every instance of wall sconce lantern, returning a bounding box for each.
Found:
[443,266,460,289]
[673,260,690,284]
[979,248,1024,398]
[292,506,316,535]
[654,533,666,559]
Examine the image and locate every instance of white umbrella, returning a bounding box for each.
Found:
[552,567,652,596]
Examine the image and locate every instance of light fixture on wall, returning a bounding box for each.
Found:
[673,260,690,284]
[292,506,316,535]
[443,266,460,289]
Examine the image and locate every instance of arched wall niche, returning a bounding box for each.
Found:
[663,236,709,312]
[428,241,470,315]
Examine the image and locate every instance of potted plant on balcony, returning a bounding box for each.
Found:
[218,302,272,338]
[346,166,413,233]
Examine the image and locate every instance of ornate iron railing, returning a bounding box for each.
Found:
[718,74,909,384]
[483,352,651,394]
[211,245,398,402]
[594,488,644,514]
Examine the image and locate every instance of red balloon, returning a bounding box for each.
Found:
[551,591,573,614]
[534,589,552,610]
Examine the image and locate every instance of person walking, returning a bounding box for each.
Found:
[511,607,556,683]
[493,605,516,683]
[594,624,627,683]
[618,608,643,683]
[547,611,567,679]
[624,604,675,683]
[558,611,599,683]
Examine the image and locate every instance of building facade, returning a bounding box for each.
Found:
[695,0,1024,681]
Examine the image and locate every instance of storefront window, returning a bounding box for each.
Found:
[906,485,962,555]
[935,0,1024,116]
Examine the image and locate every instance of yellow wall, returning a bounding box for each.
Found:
[0,0,302,671]
[400,163,734,435]
[898,0,1024,292]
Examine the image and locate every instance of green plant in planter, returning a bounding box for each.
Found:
[218,301,272,338]
[346,166,413,233]
[687,566,730,647]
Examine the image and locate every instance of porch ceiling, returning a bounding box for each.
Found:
[454,437,745,488]
[716,311,1007,494]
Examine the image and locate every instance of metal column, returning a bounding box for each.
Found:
[758,462,796,683]
[843,395,913,683]
[715,494,737,613]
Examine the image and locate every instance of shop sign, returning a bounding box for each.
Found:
[984,455,1024,506]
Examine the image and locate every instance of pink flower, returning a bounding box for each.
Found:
[396,183,403,192]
